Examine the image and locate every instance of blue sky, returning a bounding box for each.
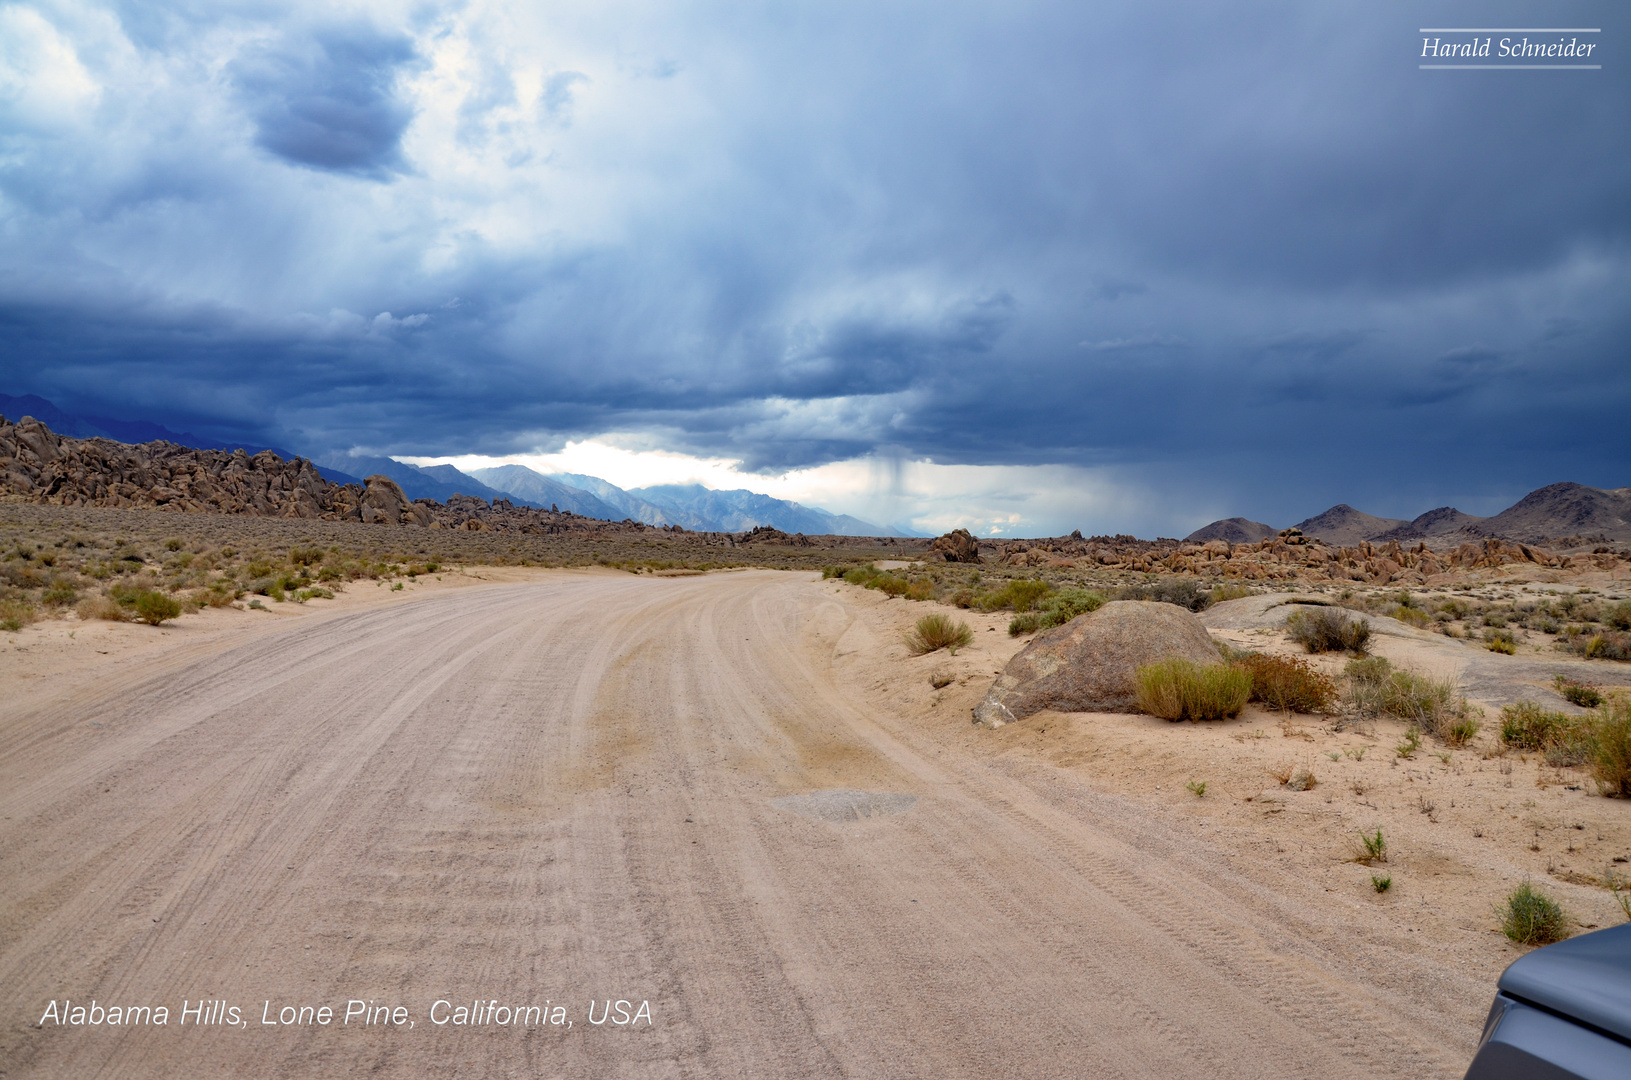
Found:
[1,1,1626,536]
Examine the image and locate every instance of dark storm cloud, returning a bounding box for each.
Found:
[0,0,1627,533]
[231,22,419,178]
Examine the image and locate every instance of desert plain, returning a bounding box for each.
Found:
[2,506,1631,1079]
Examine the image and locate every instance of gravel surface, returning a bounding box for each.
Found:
[2,570,1518,1078]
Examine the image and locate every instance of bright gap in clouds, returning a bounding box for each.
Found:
[400,441,1164,538]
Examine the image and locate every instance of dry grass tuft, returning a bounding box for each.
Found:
[1135,659,1250,722]
[906,613,974,656]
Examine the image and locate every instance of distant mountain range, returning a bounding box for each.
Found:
[469,466,902,537]
[0,393,901,536]
[1187,483,1631,546]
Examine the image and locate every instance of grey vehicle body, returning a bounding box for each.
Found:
[1464,923,1631,1080]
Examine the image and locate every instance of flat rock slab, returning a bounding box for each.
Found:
[1201,594,1631,709]
[772,790,918,822]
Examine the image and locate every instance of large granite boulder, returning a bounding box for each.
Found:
[973,600,1222,727]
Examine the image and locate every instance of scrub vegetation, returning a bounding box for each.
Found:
[1134,659,1251,722]
[1499,882,1569,946]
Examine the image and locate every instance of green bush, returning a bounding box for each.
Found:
[1605,601,1631,631]
[872,575,912,597]
[1286,606,1371,653]
[906,614,974,656]
[1036,586,1106,628]
[0,598,37,632]
[976,578,1053,613]
[1590,694,1631,798]
[1233,653,1337,713]
[1554,674,1604,709]
[1501,701,1575,751]
[1500,881,1569,946]
[1485,628,1517,654]
[1116,578,1212,612]
[1135,659,1251,722]
[128,589,182,626]
[41,577,80,607]
[249,577,286,602]
[1008,612,1042,636]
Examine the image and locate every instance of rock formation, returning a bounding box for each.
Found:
[927,528,981,563]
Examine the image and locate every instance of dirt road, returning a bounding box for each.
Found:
[2,571,1485,1078]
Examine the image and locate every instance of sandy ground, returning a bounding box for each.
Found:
[4,571,1630,1078]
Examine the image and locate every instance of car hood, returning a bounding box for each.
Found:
[1499,923,1631,1045]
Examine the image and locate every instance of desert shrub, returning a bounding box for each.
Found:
[1445,717,1482,747]
[1040,586,1106,625]
[126,589,182,625]
[1371,874,1393,893]
[949,588,976,609]
[1345,657,1475,740]
[1501,701,1574,751]
[871,575,912,597]
[1135,659,1250,722]
[292,587,335,603]
[163,537,183,551]
[1008,612,1042,636]
[1500,882,1569,946]
[1590,694,1631,797]
[76,594,126,622]
[1554,674,1604,708]
[1209,583,1256,604]
[1571,632,1631,661]
[1286,606,1371,653]
[41,577,80,607]
[1605,601,1631,631]
[0,597,37,632]
[1117,578,1212,612]
[288,545,324,566]
[1391,605,1431,629]
[977,578,1053,613]
[1234,653,1337,713]
[1485,628,1517,654]
[906,613,974,656]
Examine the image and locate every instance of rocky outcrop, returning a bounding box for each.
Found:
[973,601,1222,727]
[927,528,981,563]
[0,415,651,537]
[350,475,434,526]
[1,415,354,520]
